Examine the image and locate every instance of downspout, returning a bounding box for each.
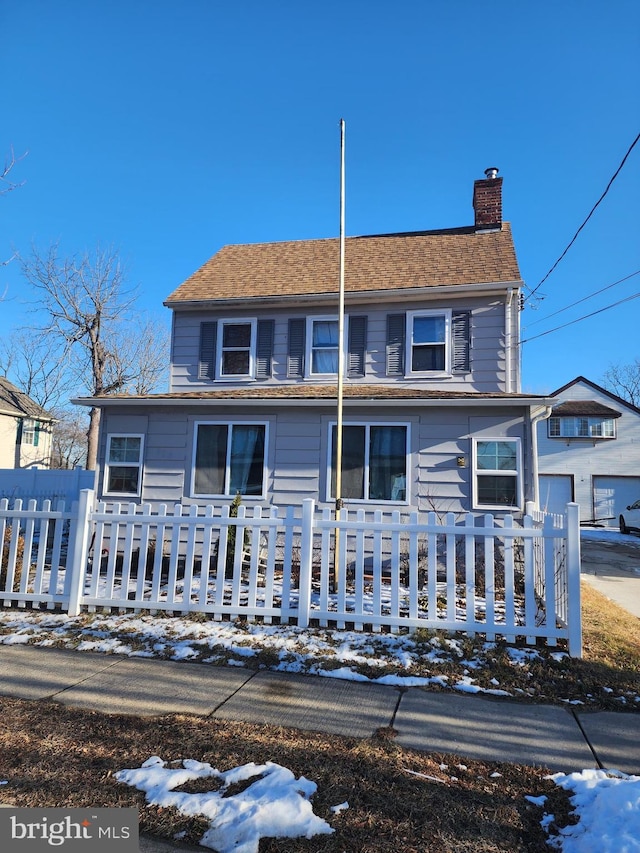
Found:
[529,404,553,509]
[505,288,515,392]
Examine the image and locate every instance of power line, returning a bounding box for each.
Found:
[525,130,640,302]
[523,269,640,330]
[521,289,640,345]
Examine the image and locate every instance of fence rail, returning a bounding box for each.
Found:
[0,491,583,655]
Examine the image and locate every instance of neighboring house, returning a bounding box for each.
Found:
[75,169,551,516]
[537,376,640,525]
[0,377,55,469]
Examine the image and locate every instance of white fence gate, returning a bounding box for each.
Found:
[0,490,582,655]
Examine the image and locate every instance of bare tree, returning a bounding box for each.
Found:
[20,243,168,469]
[0,331,76,410]
[1,146,26,197]
[50,408,87,469]
[1,146,27,297]
[602,358,640,407]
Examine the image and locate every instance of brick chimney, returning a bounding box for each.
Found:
[473,167,503,231]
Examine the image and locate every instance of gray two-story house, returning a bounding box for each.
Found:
[77,169,550,516]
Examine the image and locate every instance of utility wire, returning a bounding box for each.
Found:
[521,289,640,344]
[525,130,640,302]
[523,269,640,329]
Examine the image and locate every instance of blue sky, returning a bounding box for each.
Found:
[2,0,638,395]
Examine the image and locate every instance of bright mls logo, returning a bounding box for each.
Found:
[0,808,138,851]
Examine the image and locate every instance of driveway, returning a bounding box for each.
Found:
[580,531,640,618]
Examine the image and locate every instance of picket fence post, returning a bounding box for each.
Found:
[565,501,582,658]
[66,488,94,617]
[296,498,315,628]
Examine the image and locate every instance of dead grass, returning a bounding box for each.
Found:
[0,583,637,850]
[581,581,640,668]
[0,696,564,852]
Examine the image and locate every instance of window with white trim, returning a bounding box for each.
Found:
[473,438,521,509]
[104,435,144,496]
[218,319,256,378]
[548,416,615,439]
[193,422,266,497]
[329,423,408,502]
[21,419,38,446]
[407,310,451,374]
[307,316,340,376]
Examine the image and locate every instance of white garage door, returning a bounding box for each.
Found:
[593,476,640,525]
[539,475,573,516]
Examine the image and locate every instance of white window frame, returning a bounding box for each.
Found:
[406,309,452,377]
[472,437,522,511]
[305,315,348,378]
[216,318,257,380]
[326,421,411,504]
[104,434,145,497]
[191,420,268,499]
[548,416,616,439]
[21,418,37,445]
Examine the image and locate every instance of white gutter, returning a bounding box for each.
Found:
[72,394,553,410]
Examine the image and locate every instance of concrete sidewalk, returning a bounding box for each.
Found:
[1,644,638,851]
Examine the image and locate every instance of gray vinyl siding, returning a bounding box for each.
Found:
[96,401,534,517]
[169,297,511,393]
[537,380,640,523]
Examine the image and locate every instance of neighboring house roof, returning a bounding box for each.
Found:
[550,375,640,416]
[165,224,522,305]
[74,385,548,407]
[551,400,622,419]
[0,377,54,421]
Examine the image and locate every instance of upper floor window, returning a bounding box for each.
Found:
[219,319,256,377]
[193,422,266,498]
[329,423,409,503]
[548,416,616,439]
[473,438,522,510]
[104,434,144,496]
[21,419,39,446]
[307,317,339,376]
[409,312,448,372]
[199,319,273,381]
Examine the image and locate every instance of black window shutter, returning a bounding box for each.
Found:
[386,313,405,376]
[451,311,471,373]
[287,318,306,377]
[198,322,217,380]
[256,319,275,379]
[347,316,367,377]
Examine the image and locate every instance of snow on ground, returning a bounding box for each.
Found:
[115,756,334,853]
[537,769,640,852]
[113,758,640,853]
[2,525,640,851]
[114,757,640,853]
[581,526,640,547]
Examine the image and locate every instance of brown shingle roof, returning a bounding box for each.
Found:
[165,225,522,304]
[80,385,544,404]
[551,400,622,418]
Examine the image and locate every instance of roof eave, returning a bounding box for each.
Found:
[163,279,525,312]
[72,393,550,410]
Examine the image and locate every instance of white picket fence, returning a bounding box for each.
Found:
[0,490,582,655]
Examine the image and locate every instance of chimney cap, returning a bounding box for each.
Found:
[484,167,499,180]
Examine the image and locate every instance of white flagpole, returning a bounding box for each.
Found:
[334,118,346,591]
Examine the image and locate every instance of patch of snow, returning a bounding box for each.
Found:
[116,756,333,853]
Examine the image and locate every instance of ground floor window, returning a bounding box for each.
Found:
[104,435,144,495]
[194,423,266,497]
[473,438,521,509]
[330,423,408,502]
